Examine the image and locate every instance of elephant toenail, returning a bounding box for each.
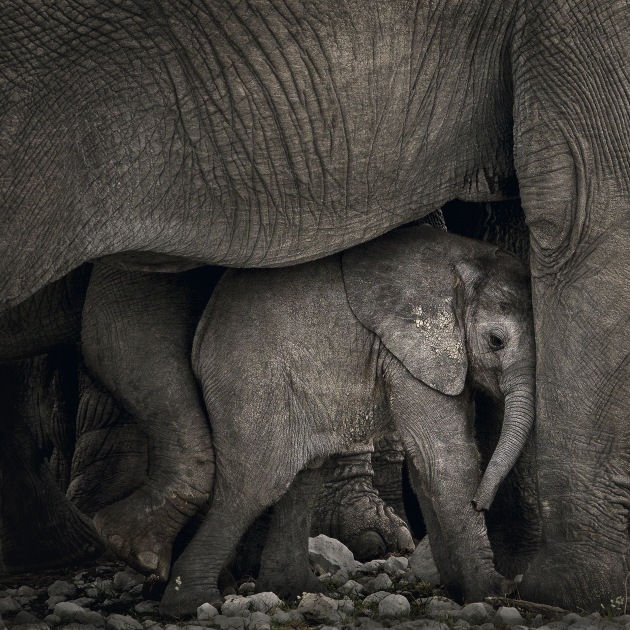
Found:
[137,550,160,571]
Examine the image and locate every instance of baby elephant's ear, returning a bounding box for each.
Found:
[342,228,468,396]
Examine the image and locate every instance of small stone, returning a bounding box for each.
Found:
[0,596,20,613]
[453,621,470,630]
[563,614,584,625]
[221,594,251,617]
[13,610,40,624]
[113,571,141,591]
[48,580,78,599]
[69,596,95,608]
[409,538,441,585]
[17,586,37,598]
[338,599,355,616]
[238,582,256,596]
[370,572,393,592]
[248,592,282,614]
[48,595,67,609]
[364,591,394,606]
[383,556,409,574]
[339,580,366,596]
[309,534,356,574]
[85,588,100,599]
[44,613,62,626]
[11,624,49,630]
[270,609,290,624]
[357,560,387,574]
[182,626,207,630]
[425,597,462,618]
[452,603,493,624]
[494,607,525,627]
[214,614,247,630]
[248,611,272,629]
[378,594,411,618]
[106,613,144,630]
[54,601,105,627]
[134,600,158,614]
[330,569,350,587]
[297,592,344,625]
[197,603,220,621]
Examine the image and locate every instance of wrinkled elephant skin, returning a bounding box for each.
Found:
[1,0,629,611]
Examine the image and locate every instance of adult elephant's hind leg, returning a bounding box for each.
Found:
[81,264,219,580]
[257,467,325,598]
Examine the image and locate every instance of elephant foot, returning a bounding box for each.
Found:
[94,480,209,581]
[159,578,221,619]
[313,454,414,561]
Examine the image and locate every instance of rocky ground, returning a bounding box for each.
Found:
[1,536,629,630]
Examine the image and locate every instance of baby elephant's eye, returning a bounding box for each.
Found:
[488,333,505,351]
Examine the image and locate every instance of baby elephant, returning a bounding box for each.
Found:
[160,226,535,616]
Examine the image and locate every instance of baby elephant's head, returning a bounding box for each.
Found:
[342,225,535,511]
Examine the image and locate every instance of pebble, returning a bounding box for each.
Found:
[48,579,78,599]
[2,546,627,630]
[369,572,393,592]
[106,613,144,630]
[308,534,356,574]
[493,606,525,626]
[409,538,441,585]
[248,592,282,613]
[378,593,411,618]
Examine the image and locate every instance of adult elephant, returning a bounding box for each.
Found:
[1,0,628,611]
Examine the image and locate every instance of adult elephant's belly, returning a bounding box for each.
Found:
[0,0,516,308]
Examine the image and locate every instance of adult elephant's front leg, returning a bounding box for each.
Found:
[81,264,218,580]
[514,0,630,610]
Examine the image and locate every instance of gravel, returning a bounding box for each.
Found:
[1,537,628,629]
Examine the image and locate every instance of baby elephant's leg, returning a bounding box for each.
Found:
[159,461,302,617]
[257,467,325,598]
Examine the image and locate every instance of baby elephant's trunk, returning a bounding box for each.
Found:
[472,365,536,511]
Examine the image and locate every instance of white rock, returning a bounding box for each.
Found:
[409,537,441,585]
[248,611,272,629]
[106,614,144,630]
[357,559,387,574]
[425,597,462,618]
[330,569,350,587]
[197,602,220,620]
[451,602,493,624]
[248,592,282,613]
[369,573,393,592]
[339,579,366,596]
[308,535,355,574]
[48,580,78,599]
[364,591,394,606]
[338,599,355,616]
[297,593,344,625]
[214,614,247,629]
[383,556,409,574]
[378,594,411,618]
[238,582,256,596]
[221,594,252,617]
[54,601,105,627]
[494,606,525,626]
[269,609,290,624]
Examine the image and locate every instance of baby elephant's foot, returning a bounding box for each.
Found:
[94,480,210,580]
[314,475,414,561]
[160,576,221,619]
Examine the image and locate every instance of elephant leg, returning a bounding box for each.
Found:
[372,433,408,524]
[159,463,300,618]
[66,363,149,517]
[0,358,103,572]
[257,467,325,598]
[311,442,413,561]
[81,264,220,580]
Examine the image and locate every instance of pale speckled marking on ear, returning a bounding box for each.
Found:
[411,298,463,362]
